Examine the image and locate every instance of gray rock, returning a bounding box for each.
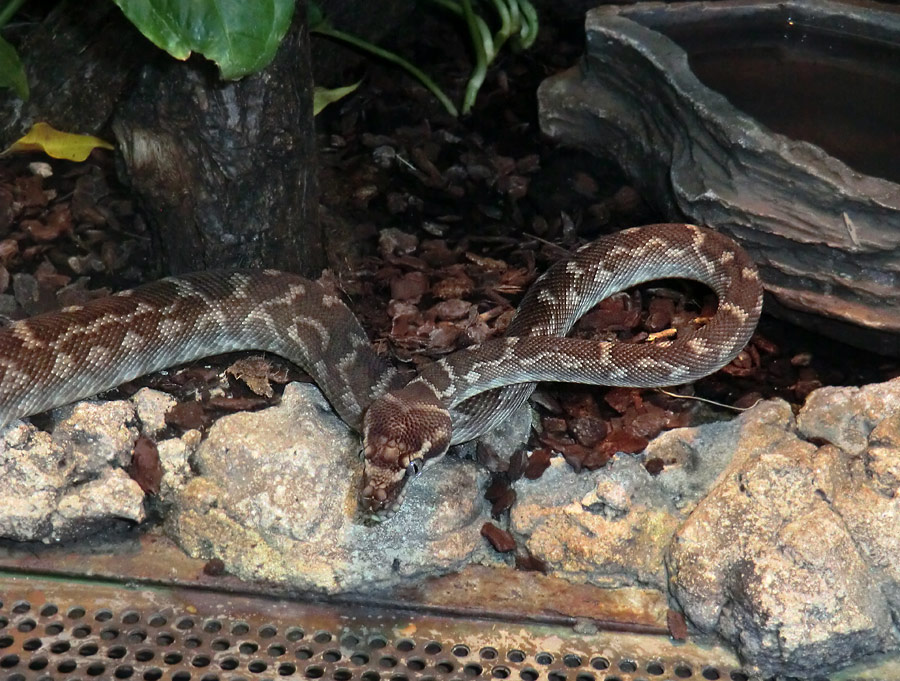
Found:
[511,455,681,590]
[507,378,900,677]
[8,365,900,679]
[798,381,900,455]
[643,401,796,513]
[477,400,533,457]
[717,504,892,677]
[168,382,497,594]
[864,413,900,498]
[666,381,900,676]
[831,408,900,613]
[0,424,67,541]
[0,418,145,543]
[538,0,900,354]
[50,399,139,472]
[131,387,177,436]
[156,430,201,501]
[55,468,146,529]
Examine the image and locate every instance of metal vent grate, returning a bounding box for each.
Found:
[0,577,753,681]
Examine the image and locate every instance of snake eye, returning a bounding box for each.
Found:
[407,459,423,477]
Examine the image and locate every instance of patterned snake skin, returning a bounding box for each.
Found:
[0,224,762,519]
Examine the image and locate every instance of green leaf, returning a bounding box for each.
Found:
[313,81,361,116]
[0,34,27,100]
[112,0,295,80]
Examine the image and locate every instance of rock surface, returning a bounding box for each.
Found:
[156,429,201,502]
[511,455,680,590]
[168,382,498,593]
[538,1,900,354]
[664,381,900,676]
[509,378,900,677]
[6,366,900,678]
[131,387,177,436]
[0,401,145,542]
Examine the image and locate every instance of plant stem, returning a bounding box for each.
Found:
[489,0,511,49]
[0,0,27,28]
[424,0,494,50]
[312,25,459,117]
[423,0,462,15]
[516,0,539,48]
[460,0,491,114]
[504,0,521,42]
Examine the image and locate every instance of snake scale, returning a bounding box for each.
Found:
[0,224,762,519]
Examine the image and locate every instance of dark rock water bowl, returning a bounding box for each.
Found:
[539,0,900,354]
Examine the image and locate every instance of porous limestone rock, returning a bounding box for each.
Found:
[511,378,900,677]
[511,454,680,590]
[0,401,145,543]
[131,387,177,436]
[666,381,900,676]
[168,382,498,594]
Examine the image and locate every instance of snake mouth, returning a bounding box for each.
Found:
[357,444,413,522]
[359,509,392,526]
[357,466,409,524]
[357,494,403,525]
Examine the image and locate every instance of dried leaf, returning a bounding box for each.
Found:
[206,395,271,412]
[604,387,641,414]
[166,401,210,431]
[430,298,472,321]
[128,435,162,495]
[515,552,549,573]
[481,522,516,553]
[524,448,552,479]
[390,271,429,302]
[667,609,688,641]
[507,449,528,480]
[570,415,608,448]
[226,356,277,397]
[202,558,227,576]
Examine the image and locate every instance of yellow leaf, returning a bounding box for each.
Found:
[2,122,114,162]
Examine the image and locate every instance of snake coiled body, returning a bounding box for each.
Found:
[0,224,762,517]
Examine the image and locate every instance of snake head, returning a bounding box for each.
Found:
[359,381,452,521]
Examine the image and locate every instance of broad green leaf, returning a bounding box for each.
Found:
[313,81,361,116]
[113,0,295,80]
[0,35,27,100]
[2,122,114,161]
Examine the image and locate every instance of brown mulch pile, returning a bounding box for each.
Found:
[0,154,152,317]
[312,9,897,483]
[1,8,898,542]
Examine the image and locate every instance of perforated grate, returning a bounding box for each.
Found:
[0,577,753,681]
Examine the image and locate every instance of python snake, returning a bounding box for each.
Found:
[0,224,762,519]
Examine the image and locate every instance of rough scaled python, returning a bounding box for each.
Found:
[0,224,762,519]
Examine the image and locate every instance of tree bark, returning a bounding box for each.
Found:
[0,3,149,148]
[3,0,416,277]
[112,2,322,276]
